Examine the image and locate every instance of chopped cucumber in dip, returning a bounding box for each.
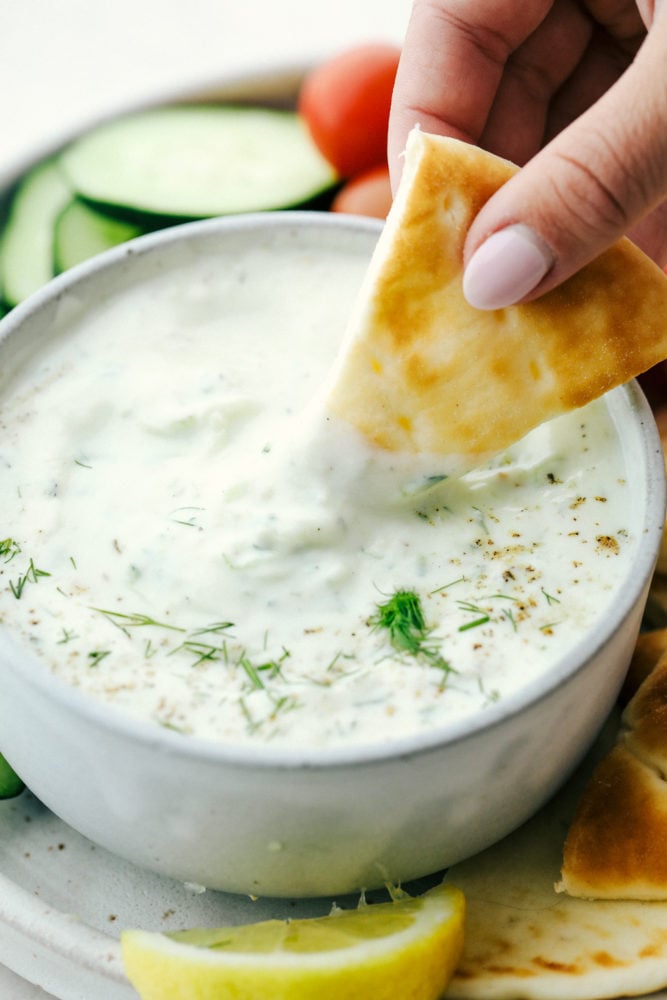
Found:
[60,105,338,220]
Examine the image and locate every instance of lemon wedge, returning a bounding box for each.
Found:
[121,882,465,1000]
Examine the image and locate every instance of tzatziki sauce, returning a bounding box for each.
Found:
[0,230,637,748]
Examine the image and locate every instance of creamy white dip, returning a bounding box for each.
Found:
[0,233,636,748]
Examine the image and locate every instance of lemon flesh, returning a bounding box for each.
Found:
[121,882,465,1000]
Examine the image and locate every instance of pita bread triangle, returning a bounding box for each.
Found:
[326,128,667,474]
[557,652,667,901]
[442,712,667,1000]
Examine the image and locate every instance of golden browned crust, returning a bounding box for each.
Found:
[653,406,667,576]
[559,659,667,899]
[327,130,667,469]
[625,655,667,771]
[620,633,667,705]
[559,744,667,900]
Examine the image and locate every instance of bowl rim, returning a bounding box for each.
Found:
[0,210,664,771]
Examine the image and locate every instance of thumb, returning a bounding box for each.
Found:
[462,24,667,310]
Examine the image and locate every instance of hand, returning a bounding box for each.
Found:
[389,0,667,308]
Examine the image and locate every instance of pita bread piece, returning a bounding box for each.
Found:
[558,655,667,901]
[326,129,667,475]
[620,628,667,705]
[443,715,667,1000]
[652,405,667,575]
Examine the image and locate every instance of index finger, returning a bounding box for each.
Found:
[388,0,553,183]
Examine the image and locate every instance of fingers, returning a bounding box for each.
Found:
[544,20,643,141]
[388,0,552,186]
[463,14,667,309]
[479,0,593,164]
[627,200,667,264]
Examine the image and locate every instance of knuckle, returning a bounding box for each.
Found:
[545,134,639,240]
[416,0,515,68]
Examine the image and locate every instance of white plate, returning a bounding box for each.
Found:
[1,782,665,1000]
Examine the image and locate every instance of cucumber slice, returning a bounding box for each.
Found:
[0,752,24,799]
[54,198,143,273]
[60,105,339,220]
[0,159,71,306]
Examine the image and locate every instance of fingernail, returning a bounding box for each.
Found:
[463,224,554,309]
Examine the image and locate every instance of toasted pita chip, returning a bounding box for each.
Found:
[443,715,667,1000]
[620,629,667,704]
[558,657,667,901]
[326,129,667,474]
[643,573,667,631]
[653,406,667,575]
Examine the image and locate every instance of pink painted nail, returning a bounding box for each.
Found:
[462,224,554,310]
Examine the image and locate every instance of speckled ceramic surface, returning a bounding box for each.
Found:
[0,789,443,1000]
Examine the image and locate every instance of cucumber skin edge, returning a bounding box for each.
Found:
[69,178,342,229]
[0,753,25,799]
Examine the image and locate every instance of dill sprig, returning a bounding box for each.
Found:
[0,538,21,564]
[369,589,453,679]
[456,601,490,632]
[10,558,51,599]
[88,649,111,666]
[90,608,187,636]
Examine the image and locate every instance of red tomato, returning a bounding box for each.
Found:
[332,165,393,219]
[298,44,401,178]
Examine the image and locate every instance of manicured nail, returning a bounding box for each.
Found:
[463,224,554,309]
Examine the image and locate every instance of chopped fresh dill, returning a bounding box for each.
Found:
[458,616,490,632]
[257,656,289,680]
[402,474,447,497]
[270,694,300,718]
[477,676,501,705]
[91,608,187,634]
[239,654,265,690]
[189,621,235,637]
[370,590,429,656]
[10,558,51,599]
[239,697,261,734]
[170,506,205,528]
[88,650,111,666]
[0,538,21,564]
[369,589,454,679]
[502,608,517,631]
[239,648,291,691]
[57,627,78,644]
[541,588,561,605]
[171,640,222,667]
[456,600,490,632]
[326,651,345,672]
[74,458,92,469]
[472,506,489,533]
[157,719,189,735]
[429,577,465,595]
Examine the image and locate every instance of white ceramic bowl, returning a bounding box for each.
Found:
[0,212,664,899]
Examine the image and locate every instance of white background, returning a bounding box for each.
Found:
[0,1,411,995]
